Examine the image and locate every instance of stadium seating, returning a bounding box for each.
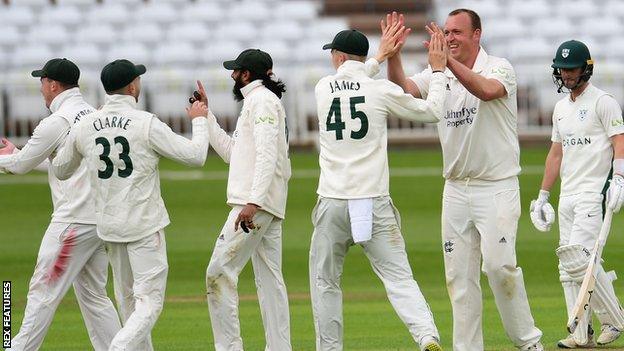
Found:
[1,0,623,145]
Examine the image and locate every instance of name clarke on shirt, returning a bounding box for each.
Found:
[93,116,132,132]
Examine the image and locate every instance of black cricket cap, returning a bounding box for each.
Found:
[323,29,369,56]
[100,59,146,92]
[31,58,80,85]
[223,49,273,76]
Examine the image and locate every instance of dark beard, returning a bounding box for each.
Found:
[232,77,245,102]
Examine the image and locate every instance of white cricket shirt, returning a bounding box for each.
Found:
[551,84,624,195]
[52,94,209,242]
[315,60,447,199]
[410,47,521,181]
[0,88,96,224]
[207,80,291,219]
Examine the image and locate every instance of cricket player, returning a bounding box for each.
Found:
[530,40,624,348]
[0,58,121,351]
[194,49,292,351]
[310,25,447,351]
[51,59,209,350]
[377,10,544,351]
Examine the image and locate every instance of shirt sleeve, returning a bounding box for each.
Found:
[206,111,235,163]
[0,116,69,175]
[409,69,432,99]
[149,116,209,167]
[51,124,83,180]
[596,94,624,137]
[485,59,517,96]
[551,107,562,143]
[248,97,281,206]
[384,72,447,123]
[364,58,381,78]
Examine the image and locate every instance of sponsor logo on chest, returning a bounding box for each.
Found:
[562,135,591,147]
[444,106,477,128]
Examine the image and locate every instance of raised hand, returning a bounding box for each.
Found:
[427,31,447,72]
[423,22,445,49]
[186,100,208,119]
[381,11,403,35]
[195,80,209,107]
[376,12,411,62]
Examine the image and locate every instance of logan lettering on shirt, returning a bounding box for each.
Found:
[329,80,361,94]
[93,116,132,131]
[562,136,592,147]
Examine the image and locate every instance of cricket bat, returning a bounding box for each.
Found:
[567,209,614,333]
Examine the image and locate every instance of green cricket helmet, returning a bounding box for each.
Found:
[551,40,594,93]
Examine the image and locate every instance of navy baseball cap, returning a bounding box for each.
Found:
[31,58,80,85]
[101,59,146,92]
[323,29,369,56]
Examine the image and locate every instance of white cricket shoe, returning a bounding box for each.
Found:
[556,334,596,348]
[420,336,443,351]
[521,341,544,351]
[597,324,622,345]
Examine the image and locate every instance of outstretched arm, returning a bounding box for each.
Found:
[382,12,422,97]
[0,117,69,175]
[385,31,448,122]
[195,80,234,163]
[149,101,209,167]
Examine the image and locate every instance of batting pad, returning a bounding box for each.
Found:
[557,244,624,330]
[556,244,590,281]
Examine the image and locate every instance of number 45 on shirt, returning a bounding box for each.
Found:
[326,96,368,140]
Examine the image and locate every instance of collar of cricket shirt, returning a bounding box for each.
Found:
[104,94,138,109]
[471,46,488,74]
[568,83,593,103]
[241,79,264,98]
[337,60,366,75]
[49,87,81,113]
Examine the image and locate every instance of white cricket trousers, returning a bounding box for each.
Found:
[106,231,168,351]
[9,222,121,351]
[442,177,542,351]
[206,206,291,351]
[558,192,606,248]
[309,196,439,351]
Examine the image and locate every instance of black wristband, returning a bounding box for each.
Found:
[432,70,444,74]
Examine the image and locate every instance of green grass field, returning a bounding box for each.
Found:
[2,146,624,350]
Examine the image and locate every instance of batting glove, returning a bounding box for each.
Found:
[607,174,624,213]
[530,189,555,232]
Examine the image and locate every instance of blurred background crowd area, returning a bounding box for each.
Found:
[1,0,622,146]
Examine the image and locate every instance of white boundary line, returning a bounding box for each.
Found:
[0,165,546,184]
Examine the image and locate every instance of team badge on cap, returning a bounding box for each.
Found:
[562,48,570,58]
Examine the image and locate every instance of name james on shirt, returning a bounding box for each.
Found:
[328,80,361,94]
